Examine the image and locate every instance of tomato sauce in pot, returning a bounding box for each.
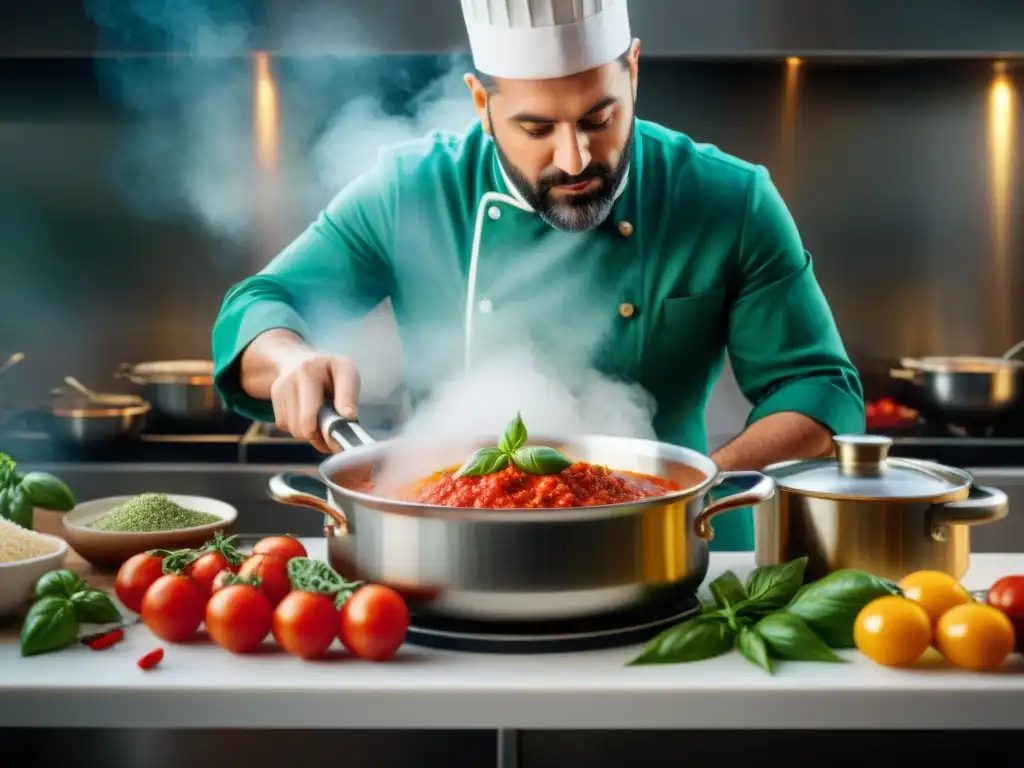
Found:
[391,462,683,509]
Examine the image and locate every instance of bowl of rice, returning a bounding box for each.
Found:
[62,493,238,569]
[0,517,69,618]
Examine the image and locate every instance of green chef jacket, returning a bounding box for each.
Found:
[211,118,865,551]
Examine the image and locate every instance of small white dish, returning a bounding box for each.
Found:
[0,533,69,618]
[62,494,238,569]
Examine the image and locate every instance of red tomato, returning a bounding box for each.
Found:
[252,536,307,562]
[238,554,291,607]
[338,584,409,662]
[141,574,206,643]
[877,399,897,417]
[115,553,166,613]
[988,575,1024,652]
[272,591,338,659]
[205,584,273,654]
[211,568,236,593]
[187,552,235,595]
[865,402,878,420]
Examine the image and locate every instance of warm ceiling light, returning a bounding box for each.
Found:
[786,57,802,68]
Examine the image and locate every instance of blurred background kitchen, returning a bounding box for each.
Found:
[1,0,1023,550]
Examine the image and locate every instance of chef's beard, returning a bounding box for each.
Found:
[492,117,634,233]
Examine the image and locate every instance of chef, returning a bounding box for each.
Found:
[211,0,864,551]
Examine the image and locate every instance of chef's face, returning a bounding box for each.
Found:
[466,40,640,233]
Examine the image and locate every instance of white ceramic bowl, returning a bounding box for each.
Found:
[0,533,69,618]
[62,494,239,569]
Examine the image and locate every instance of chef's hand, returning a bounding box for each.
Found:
[269,351,361,454]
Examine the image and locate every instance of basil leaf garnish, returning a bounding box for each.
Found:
[738,625,773,673]
[498,412,528,456]
[756,612,845,663]
[511,446,572,475]
[785,569,901,648]
[20,596,79,657]
[454,447,510,478]
[35,569,86,600]
[709,571,748,610]
[627,615,735,666]
[70,590,121,624]
[743,557,808,613]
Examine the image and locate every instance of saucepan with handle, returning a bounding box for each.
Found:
[888,339,1024,425]
[268,405,776,623]
[753,434,1008,583]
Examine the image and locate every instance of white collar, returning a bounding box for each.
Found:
[496,157,631,214]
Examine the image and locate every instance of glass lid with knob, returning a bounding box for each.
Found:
[765,434,973,501]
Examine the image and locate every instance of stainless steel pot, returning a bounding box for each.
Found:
[754,434,1008,582]
[889,340,1024,424]
[268,406,776,622]
[49,401,151,444]
[116,359,226,426]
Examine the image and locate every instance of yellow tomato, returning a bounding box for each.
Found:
[934,603,1016,671]
[898,570,971,625]
[854,596,933,667]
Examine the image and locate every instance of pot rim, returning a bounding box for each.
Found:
[118,360,215,385]
[762,455,973,503]
[315,433,725,523]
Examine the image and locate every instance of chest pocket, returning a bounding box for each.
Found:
[642,287,729,402]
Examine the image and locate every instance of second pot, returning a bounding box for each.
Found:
[754,434,1008,581]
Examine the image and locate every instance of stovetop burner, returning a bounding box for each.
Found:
[404,594,700,654]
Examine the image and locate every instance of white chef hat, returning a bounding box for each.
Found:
[461,0,632,81]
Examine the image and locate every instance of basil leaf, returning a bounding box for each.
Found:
[786,569,902,648]
[627,616,735,665]
[19,471,76,512]
[738,625,773,673]
[35,569,85,600]
[69,590,121,624]
[7,486,33,530]
[756,612,845,663]
[454,447,510,478]
[709,571,748,610]
[511,446,572,475]
[20,596,79,657]
[744,557,808,613]
[498,412,528,455]
[0,487,10,522]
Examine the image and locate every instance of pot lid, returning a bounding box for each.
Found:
[767,435,971,500]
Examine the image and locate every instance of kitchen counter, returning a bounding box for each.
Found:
[2,532,1023,731]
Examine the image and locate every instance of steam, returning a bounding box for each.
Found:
[84,0,662,444]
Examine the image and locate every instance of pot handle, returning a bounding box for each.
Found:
[319,405,376,452]
[694,471,776,541]
[114,363,146,385]
[889,368,917,381]
[928,484,1009,542]
[268,471,350,537]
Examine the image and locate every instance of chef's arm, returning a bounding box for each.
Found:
[211,165,395,423]
[714,166,865,472]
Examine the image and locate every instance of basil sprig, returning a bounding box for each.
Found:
[20,569,122,657]
[455,413,573,478]
[628,557,903,673]
[0,452,76,531]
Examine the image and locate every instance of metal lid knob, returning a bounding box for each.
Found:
[834,434,892,475]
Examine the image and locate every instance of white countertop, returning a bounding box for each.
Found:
[1,544,1023,730]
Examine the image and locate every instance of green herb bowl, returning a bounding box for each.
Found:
[61,494,238,570]
[0,533,69,619]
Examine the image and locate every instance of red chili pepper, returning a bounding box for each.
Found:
[86,628,125,650]
[137,648,164,670]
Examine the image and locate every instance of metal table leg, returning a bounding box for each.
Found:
[497,728,519,768]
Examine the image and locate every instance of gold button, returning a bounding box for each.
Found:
[618,302,635,319]
[618,220,634,238]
